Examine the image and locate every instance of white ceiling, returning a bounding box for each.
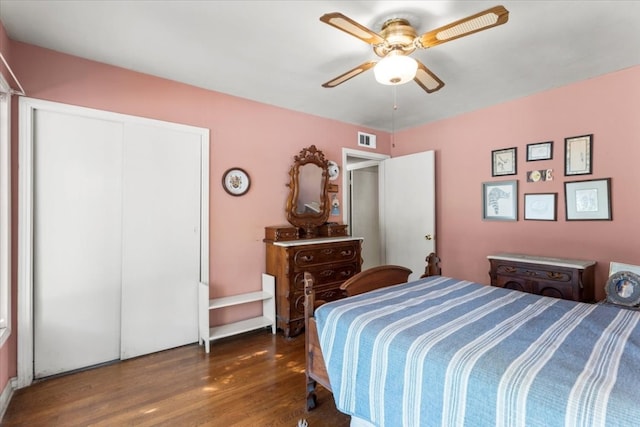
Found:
[1,1,639,132]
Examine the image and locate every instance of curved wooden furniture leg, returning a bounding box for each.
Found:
[306,377,317,410]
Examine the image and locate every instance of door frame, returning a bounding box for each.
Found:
[341,148,390,264]
[17,97,210,388]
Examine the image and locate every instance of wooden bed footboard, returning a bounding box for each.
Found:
[304,271,331,410]
[304,254,441,410]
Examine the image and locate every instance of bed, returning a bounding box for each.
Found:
[304,255,640,426]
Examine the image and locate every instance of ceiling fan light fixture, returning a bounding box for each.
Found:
[373,52,418,85]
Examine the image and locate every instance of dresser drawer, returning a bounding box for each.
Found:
[494,263,573,283]
[292,262,359,291]
[292,242,359,269]
[292,284,344,317]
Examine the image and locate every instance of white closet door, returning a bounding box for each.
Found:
[33,110,123,378]
[119,123,201,359]
[383,151,436,281]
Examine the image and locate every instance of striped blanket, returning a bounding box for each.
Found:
[315,276,640,427]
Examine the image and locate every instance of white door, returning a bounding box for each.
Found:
[120,123,201,359]
[34,110,124,378]
[383,151,436,281]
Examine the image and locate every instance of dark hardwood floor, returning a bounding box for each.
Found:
[2,329,350,427]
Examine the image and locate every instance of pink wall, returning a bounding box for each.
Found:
[392,65,640,297]
[1,39,391,384]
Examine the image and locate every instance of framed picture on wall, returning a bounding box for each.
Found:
[482,180,518,221]
[526,141,553,161]
[564,134,593,176]
[491,147,517,176]
[564,178,611,220]
[524,193,557,221]
[222,167,251,196]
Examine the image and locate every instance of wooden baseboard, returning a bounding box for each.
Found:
[0,377,15,421]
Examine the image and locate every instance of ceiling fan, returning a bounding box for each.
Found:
[320,5,509,93]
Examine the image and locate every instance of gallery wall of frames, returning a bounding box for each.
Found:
[483,134,611,222]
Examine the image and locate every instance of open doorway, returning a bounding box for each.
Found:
[342,149,389,271]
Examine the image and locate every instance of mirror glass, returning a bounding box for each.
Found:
[296,163,324,214]
[286,145,330,236]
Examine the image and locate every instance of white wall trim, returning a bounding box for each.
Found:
[0,377,16,421]
[0,73,11,347]
[17,97,210,388]
[17,98,34,388]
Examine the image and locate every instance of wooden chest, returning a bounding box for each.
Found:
[265,236,362,337]
[488,253,596,302]
[317,223,348,237]
[264,225,299,242]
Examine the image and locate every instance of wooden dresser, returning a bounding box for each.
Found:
[487,253,596,302]
[265,227,362,337]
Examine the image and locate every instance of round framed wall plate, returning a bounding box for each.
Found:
[605,270,640,307]
[327,160,340,181]
[222,167,250,196]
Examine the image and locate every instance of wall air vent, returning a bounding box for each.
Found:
[357,132,376,149]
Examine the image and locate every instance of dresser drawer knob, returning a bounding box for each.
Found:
[320,270,334,277]
[300,255,314,262]
[340,250,353,257]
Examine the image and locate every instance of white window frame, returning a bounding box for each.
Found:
[0,73,11,346]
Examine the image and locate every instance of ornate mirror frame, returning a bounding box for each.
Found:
[286,145,330,237]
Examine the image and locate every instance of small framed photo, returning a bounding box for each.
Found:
[564,178,611,221]
[491,147,517,176]
[524,193,557,221]
[564,134,593,176]
[526,141,553,161]
[482,180,518,221]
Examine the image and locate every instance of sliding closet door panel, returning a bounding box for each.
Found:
[120,123,201,359]
[33,110,123,378]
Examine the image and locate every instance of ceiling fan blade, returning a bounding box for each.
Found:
[322,61,377,88]
[413,61,445,93]
[418,5,509,48]
[320,12,386,45]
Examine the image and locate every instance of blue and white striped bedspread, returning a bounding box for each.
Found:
[315,276,640,427]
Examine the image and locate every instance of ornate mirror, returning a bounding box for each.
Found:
[286,145,330,237]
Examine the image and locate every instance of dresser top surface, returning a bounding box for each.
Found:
[271,236,363,247]
[487,253,596,269]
